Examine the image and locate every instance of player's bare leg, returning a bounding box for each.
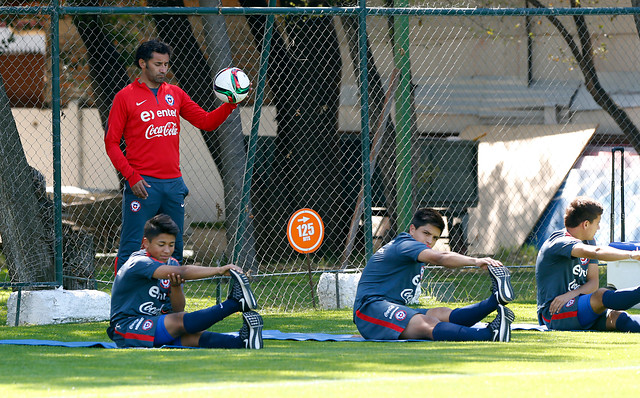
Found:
[589,287,610,314]
[163,311,188,336]
[425,307,453,322]
[399,313,440,340]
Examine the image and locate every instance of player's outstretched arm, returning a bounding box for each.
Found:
[153,264,244,281]
[572,243,640,262]
[472,257,504,270]
[418,249,503,270]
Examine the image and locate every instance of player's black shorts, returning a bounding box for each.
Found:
[354,299,426,340]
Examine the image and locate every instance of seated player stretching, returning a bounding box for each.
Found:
[108,214,263,349]
[536,196,640,332]
[353,208,516,342]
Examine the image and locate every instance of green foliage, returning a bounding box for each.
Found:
[493,244,539,266]
[102,14,152,68]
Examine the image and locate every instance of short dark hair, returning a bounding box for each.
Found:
[134,40,172,68]
[564,196,603,228]
[411,208,445,232]
[144,214,179,241]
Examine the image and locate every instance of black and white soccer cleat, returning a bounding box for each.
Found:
[488,265,515,305]
[488,305,515,342]
[239,311,264,349]
[228,269,258,312]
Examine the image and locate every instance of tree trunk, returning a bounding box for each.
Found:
[632,0,640,45]
[150,0,258,271]
[529,0,640,153]
[200,0,259,273]
[70,0,131,132]
[31,168,96,289]
[570,10,640,152]
[339,14,399,244]
[240,0,347,259]
[0,73,55,284]
[71,3,131,193]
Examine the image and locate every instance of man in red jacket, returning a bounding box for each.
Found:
[105,40,239,272]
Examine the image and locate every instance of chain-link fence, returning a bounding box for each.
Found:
[1,0,639,311]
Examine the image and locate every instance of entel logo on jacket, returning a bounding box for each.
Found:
[140,109,178,122]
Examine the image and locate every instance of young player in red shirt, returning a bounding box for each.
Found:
[105,40,241,271]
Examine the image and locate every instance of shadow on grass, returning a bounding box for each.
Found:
[1,297,639,393]
[0,333,627,392]
[2,311,639,393]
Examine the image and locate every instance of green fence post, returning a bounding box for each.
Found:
[359,0,373,260]
[232,0,277,263]
[393,0,413,233]
[51,0,64,287]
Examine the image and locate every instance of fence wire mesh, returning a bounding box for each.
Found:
[1,1,639,312]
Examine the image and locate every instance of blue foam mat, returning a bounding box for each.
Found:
[0,324,547,348]
[0,339,117,348]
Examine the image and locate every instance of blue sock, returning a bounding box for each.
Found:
[602,287,640,310]
[183,299,241,334]
[449,295,499,327]
[432,322,492,341]
[198,331,243,348]
[615,312,640,332]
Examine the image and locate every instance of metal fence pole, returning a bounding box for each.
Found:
[51,0,63,286]
[359,0,373,260]
[232,0,277,264]
[392,0,413,232]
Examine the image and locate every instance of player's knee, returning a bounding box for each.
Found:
[590,288,609,311]
[607,310,624,330]
[414,314,439,333]
[401,314,438,339]
[593,287,609,299]
[164,312,187,335]
[419,315,440,338]
[425,307,452,321]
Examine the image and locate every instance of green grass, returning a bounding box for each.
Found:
[1,291,640,397]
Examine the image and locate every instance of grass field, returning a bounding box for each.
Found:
[1,291,640,397]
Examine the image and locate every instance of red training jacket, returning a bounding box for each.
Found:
[105,78,236,187]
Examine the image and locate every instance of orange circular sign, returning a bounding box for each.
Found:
[286,208,324,254]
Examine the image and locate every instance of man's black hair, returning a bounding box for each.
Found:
[144,214,179,241]
[135,40,172,68]
[411,208,446,232]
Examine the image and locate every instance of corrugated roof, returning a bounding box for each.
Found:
[341,73,640,118]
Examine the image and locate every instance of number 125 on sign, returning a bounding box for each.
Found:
[287,208,324,254]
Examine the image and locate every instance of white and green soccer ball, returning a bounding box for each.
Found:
[213,67,251,104]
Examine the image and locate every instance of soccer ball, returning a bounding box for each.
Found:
[213,67,251,104]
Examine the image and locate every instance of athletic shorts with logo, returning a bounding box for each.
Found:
[539,294,607,331]
[111,315,161,348]
[354,299,426,340]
